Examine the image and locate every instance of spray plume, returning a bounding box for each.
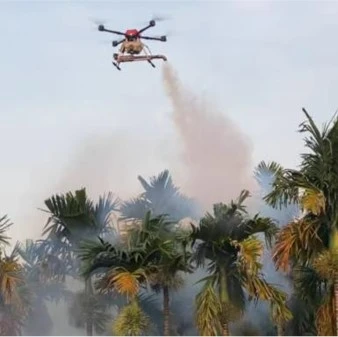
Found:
[162,63,255,212]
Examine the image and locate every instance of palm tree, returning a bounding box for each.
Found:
[67,290,112,335]
[190,190,291,336]
[78,211,191,335]
[259,108,338,335]
[125,212,193,336]
[120,169,201,222]
[78,224,156,336]
[0,215,30,335]
[17,239,70,335]
[120,170,198,335]
[0,245,30,335]
[40,188,119,335]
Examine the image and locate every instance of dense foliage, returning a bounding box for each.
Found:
[1,109,338,335]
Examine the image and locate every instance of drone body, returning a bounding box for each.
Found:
[98,20,167,70]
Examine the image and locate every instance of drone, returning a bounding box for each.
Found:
[98,19,168,71]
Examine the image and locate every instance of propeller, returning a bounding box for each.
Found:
[88,16,108,32]
[139,14,171,26]
[151,14,171,22]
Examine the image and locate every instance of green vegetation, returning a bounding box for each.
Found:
[1,109,338,335]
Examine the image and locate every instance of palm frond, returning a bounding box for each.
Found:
[315,289,335,336]
[112,300,154,336]
[234,236,263,275]
[243,273,292,323]
[312,249,338,280]
[68,290,112,335]
[0,215,12,247]
[195,280,222,336]
[110,269,146,299]
[300,187,325,215]
[272,217,324,271]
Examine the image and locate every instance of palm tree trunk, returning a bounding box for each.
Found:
[163,285,170,336]
[276,324,283,336]
[85,277,93,336]
[330,227,338,336]
[334,271,338,336]
[221,322,229,336]
[219,267,230,336]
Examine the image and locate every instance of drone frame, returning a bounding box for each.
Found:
[98,20,167,47]
[98,20,167,70]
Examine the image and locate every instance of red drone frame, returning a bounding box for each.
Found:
[98,20,168,70]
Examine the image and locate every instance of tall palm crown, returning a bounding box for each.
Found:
[0,216,30,336]
[120,170,201,222]
[40,188,118,274]
[17,239,69,335]
[259,108,338,335]
[190,190,291,336]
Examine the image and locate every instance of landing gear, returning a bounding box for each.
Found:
[112,61,121,70]
[147,59,156,68]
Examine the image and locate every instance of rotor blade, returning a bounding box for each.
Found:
[140,15,170,25]
[88,16,107,26]
[151,14,171,22]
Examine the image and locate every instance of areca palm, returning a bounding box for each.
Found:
[0,216,30,335]
[0,245,30,335]
[125,212,192,336]
[78,223,156,336]
[79,212,191,335]
[120,170,201,222]
[40,188,119,335]
[190,190,291,336]
[17,239,70,335]
[259,108,338,335]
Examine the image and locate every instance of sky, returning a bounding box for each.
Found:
[1,0,338,243]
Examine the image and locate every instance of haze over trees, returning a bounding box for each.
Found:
[0,109,337,336]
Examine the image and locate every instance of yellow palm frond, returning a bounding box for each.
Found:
[315,291,335,336]
[112,272,141,299]
[112,300,153,336]
[300,188,325,215]
[330,227,338,252]
[244,274,292,323]
[312,250,338,280]
[0,258,24,306]
[233,237,263,275]
[272,218,323,271]
[195,282,222,336]
[100,268,147,300]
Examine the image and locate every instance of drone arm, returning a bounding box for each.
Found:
[113,39,125,47]
[138,23,153,34]
[140,35,166,42]
[100,28,125,36]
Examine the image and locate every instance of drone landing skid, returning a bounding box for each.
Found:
[112,54,167,70]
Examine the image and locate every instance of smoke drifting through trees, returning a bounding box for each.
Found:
[14,64,279,335]
[162,63,255,212]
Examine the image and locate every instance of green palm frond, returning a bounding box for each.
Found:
[120,169,200,222]
[292,264,326,305]
[68,290,112,335]
[0,215,12,247]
